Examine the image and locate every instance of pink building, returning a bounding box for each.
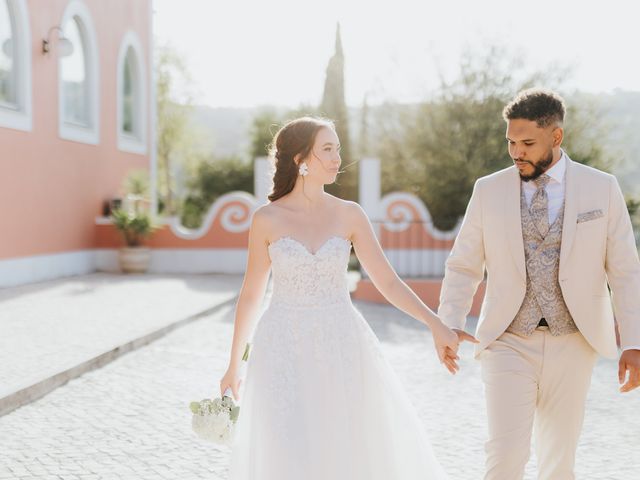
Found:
[0,0,153,287]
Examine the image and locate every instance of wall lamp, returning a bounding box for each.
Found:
[42,26,74,57]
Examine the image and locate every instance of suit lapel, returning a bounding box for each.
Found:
[560,157,578,274]
[504,167,527,281]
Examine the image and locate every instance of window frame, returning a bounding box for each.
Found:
[116,31,147,154]
[0,0,32,132]
[58,0,100,145]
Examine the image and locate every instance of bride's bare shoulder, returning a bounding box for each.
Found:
[250,203,276,231]
[250,201,291,236]
[253,200,291,221]
[327,195,367,220]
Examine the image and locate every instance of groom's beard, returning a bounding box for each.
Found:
[517,149,554,182]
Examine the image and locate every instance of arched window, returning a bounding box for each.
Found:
[117,31,147,153]
[61,18,87,125]
[58,0,99,144]
[0,0,31,131]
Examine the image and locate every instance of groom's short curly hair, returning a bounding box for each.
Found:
[503,88,566,128]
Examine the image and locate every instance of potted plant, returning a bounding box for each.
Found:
[110,170,158,273]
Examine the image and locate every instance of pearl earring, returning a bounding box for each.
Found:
[299,163,309,176]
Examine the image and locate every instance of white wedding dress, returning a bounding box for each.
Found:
[229,236,448,479]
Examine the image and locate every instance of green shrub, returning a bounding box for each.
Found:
[180,157,254,228]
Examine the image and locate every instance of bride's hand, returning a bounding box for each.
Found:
[439,326,480,374]
[431,322,462,375]
[220,367,242,400]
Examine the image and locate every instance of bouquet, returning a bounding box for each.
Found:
[189,344,250,445]
[189,388,239,445]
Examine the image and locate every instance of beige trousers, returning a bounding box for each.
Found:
[480,327,598,480]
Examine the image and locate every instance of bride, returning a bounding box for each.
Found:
[220,116,476,479]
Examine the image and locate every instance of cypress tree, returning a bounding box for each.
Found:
[320,23,356,200]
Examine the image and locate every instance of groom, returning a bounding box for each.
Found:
[438,88,640,479]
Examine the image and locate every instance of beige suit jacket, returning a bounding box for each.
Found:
[438,155,640,358]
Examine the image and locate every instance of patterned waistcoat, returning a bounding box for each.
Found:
[506,186,578,336]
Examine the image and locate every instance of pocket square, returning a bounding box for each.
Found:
[576,209,604,223]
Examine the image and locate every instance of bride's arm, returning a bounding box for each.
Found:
[348,202,474,370]
[348,202,442,329]
[220,207,272,398]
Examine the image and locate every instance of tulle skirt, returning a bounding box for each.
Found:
[229,300,448,480]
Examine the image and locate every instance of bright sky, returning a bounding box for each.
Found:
[153,0,639,108]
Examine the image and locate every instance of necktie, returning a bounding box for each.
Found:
[530,174,551,237]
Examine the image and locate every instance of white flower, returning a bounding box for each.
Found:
[189,395,239,446]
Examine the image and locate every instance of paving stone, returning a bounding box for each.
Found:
[0,290,637,479]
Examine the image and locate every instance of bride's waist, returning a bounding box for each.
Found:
[266,294,352,310]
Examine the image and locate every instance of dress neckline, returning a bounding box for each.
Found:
[268,235,351,256]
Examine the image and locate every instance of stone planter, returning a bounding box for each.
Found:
[119,247,151,273]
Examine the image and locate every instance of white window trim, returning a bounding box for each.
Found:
[58,0,100,145]
[0,0,32,131]
[116,31,147,155]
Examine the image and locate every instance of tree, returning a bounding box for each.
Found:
[376,45,616,230]
[627,197,640,245]
[359,95,371,158]
[320,23,356,201]
[155,43,204,216]
[249,108,282,160]
[181,156,254,228]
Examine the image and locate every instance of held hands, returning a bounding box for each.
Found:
[431,322,479,374]
[618,349,640,393]
[431,323,459,375]
[432,323,479,375]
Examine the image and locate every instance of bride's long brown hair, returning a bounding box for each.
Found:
[267,117,335,202]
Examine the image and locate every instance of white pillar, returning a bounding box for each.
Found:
[359,157,382,280]
[254,156,272,205]
[359,157,381,221]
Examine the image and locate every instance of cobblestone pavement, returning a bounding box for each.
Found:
[0,301,638,479]
[0,273,242,400]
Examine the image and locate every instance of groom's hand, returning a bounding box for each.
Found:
[619,349,640,393]
[442,329,479,374]
[453,328,479,345]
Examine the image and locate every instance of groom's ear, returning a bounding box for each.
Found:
[552,126,564,147]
